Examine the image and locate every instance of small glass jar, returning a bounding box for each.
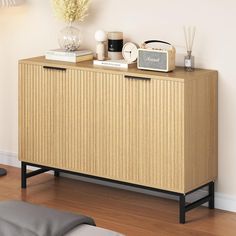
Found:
[58,23,81,51]
[184,51,194,72]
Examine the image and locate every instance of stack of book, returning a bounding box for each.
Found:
[45,49,93,63]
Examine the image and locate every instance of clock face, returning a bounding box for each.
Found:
[122,42,139,63]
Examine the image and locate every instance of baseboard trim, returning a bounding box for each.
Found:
[0,150,20,167]
[1,150,235,212]
[215,192,236,212]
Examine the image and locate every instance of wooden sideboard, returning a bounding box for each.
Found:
[19,57,218,223]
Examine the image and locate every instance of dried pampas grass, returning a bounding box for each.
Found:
[52,0,90,23]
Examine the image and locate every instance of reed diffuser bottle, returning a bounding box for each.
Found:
[184,26,196,71]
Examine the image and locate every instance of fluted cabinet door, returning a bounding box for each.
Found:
[19,64,61,166]
[19,65,96,174]
[135,77,184,192]
[95,73,184,192]
[123,77,185,192]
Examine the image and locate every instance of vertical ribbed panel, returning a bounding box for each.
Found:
[19,64,184,192]
[19,64,96,174]
[137,78,184,192]
[55,68,96,174]
[19,59,217,194]
[96,72,125,179]
[95,73,184,192]
[19,63,58,166]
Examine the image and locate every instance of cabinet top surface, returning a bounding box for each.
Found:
[19,56,217,82]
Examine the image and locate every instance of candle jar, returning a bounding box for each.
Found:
[184,51,194,71]
[108,32,123,60]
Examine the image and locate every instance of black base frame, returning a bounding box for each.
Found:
[21,161,215,224]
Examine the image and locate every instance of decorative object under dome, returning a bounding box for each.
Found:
[52,0,90,51]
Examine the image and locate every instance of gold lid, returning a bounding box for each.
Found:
[108,32,123,40]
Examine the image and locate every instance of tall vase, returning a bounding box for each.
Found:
[58,22,81,51]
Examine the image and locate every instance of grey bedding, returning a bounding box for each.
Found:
[0,200,95,236]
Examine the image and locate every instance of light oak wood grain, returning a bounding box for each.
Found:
[184,72,218,192]
[20,56,216,82]
[19,57,218,194]
[95,73,184,191]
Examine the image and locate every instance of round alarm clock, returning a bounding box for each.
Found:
[122,42,139,63]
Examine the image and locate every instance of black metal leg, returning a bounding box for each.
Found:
[179,194,186,224]
[179,182,215,223]
[209,182,215,209]
[21,162,52,188]
[20,161,215,224]
[54,171,60,177]
[21,162,27,189]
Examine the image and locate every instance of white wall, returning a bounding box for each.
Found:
[0,0,236,208]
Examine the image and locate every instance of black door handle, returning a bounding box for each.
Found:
[124,75,151,81]
[43,66,67,71]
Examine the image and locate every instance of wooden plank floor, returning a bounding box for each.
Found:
[0,165,236,236]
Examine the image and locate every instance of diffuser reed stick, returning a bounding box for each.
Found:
[183,26,196,71]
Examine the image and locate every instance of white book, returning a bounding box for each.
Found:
[45,54,93,63]
[45,49,93,58]
[93,59,136,69]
